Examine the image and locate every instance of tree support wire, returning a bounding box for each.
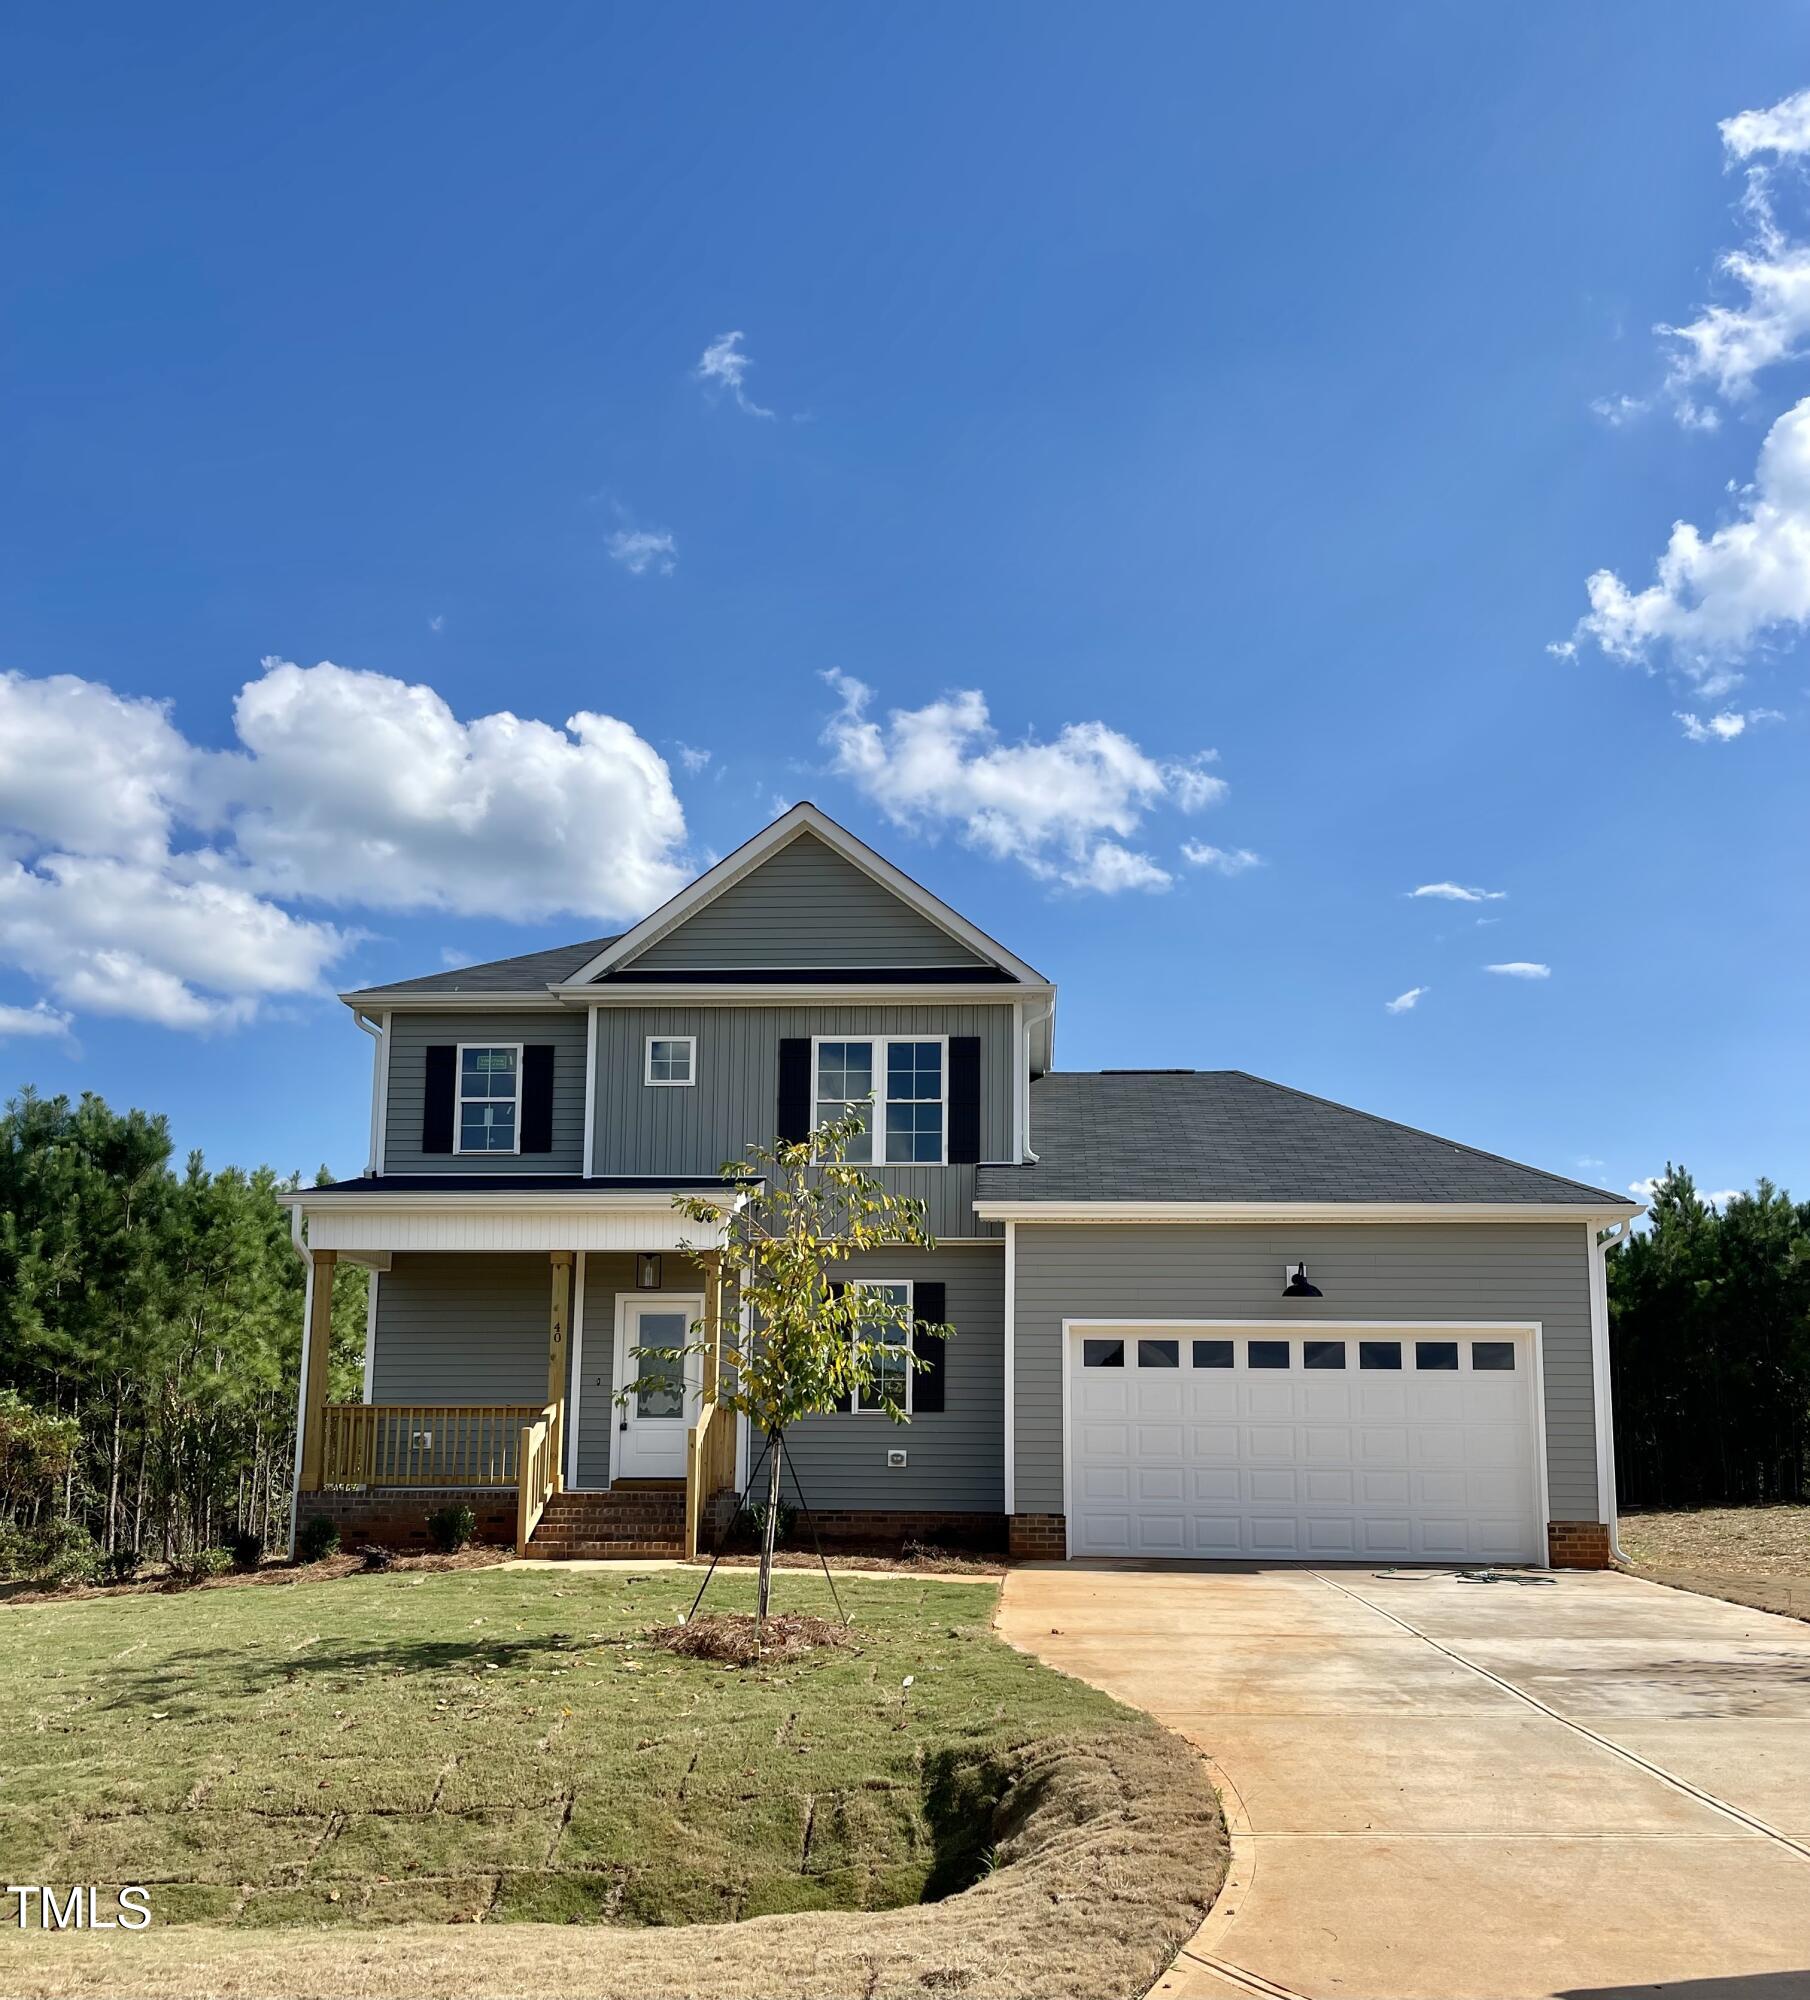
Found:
[682,1427,848,1628]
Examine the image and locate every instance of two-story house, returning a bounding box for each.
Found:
[281,802,1639,1568]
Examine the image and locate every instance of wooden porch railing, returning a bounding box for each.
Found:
[516,1402,560,1549]
[318,1404,543,1489]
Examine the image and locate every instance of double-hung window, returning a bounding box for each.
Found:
[456,1044,521,1153]
[852,1280,912,1412]
[812,1037,946,1164]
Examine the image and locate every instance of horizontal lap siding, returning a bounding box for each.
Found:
[782,1248,1004,1514]
[630,832,987,969]
[370,1253,549,1404]
[384,1011,588,1175]
[1011,1223,1599,1521]
[592,1003,1014,1240]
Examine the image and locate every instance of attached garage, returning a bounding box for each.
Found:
[1065,1322,1545,1563]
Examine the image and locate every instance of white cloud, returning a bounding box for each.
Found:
[1384,986,1428,1014]
[0,661,692,1029]
[1576,1156,1607,1172]
[1675,706,1784,743]
[1652,89,1810,413]
[0,999,74,1042]
[1181,842,1262,875]
[675,742,712,774]
[607,527,677,576]
[1591,394,1650,427]
[1628,1176,1661,1203]
[1704,1188,1744,1209]
[1486,961,1551,979]
[820,671,1224,893]
[428,614,445,634]
[1410,881,1505,903]
[695,331,774,419]
[1628,1174,1743,1210]
[1568,396,1810,692]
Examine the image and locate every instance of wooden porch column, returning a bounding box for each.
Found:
[700,1250,724,1402]
[547,1251,573,1493]
[298,1249,337,1492]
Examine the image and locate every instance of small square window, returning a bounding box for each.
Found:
[645,1036,696,1086]
[1472,1341,1517,1371]
[1415,1341,1459,1371]
[1083,1339,1124,1368]
[1303,1340,1346,1370]
[1192,1339,1234,1369]
[1137,1339,1179,1368]
[1359,1341,1402,1370]
[1248,1340,1290,1370]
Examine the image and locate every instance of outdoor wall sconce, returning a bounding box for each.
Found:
[1282,1262,1323,1298]
[636,1253,663,1289]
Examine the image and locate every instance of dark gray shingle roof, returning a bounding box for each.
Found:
[978,1071,1627,1206]
[345,937,619,999]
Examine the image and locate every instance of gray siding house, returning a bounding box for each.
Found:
[282,803,1638,1567]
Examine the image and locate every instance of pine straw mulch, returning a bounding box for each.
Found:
[701,1541,1006,1577]
[1618,1504,1810,1623]
[0,1546,509,1608]
[2,1724,1228,2000]
[650,1610,855,1665]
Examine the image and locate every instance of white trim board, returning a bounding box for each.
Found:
[1057,1316,1550,1567]
[566,803,1049,987]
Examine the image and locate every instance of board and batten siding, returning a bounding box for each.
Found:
[592,1003,1015,1238]
[383,1010,588,1175]
[783,1246,1004,1514]
[1010,1222,1602,1523]
[370,1252,549,1406]
[628,831,987,970]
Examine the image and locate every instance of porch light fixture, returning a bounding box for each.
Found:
[1282,1262,1323,1299]
[636,1253,663,1290]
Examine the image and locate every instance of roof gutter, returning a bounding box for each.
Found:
[972,1199,1645,1225]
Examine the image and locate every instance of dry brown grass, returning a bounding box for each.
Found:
[651,1610,854,1664]
[1619,1505,1810,1621]
[0,1726,1226,2000]
[0,1546,509,1609]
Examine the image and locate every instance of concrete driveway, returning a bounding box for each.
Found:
[996,1564,1810,2000]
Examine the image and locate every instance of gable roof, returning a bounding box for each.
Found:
[975,1070,1635,1211]
[343,936,618,1001]
[562,802,1048,987]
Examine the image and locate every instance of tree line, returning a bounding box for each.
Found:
[0,1087,365,1575]
[1609,1165,1810,1509]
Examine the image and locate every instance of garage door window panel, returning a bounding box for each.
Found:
[1248,1341,1291,1369]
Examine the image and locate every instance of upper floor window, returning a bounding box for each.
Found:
[813,1037,946,1164]
[456,1044,520,1152]
[644,1035,696,1087]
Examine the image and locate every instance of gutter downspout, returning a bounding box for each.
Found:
[1591,1215,1640,1564]
[1021,998,1054,1163]
[353,1009,384,1177]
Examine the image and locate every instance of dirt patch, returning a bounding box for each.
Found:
[1,1724,1226,2000]
[703,1542,1004,1578]
[1618,1506,1810,1623]
[0,1545,509,1608]
[650,1611,854,1664]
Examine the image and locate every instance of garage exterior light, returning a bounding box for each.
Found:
[1282,1262,1323,1298]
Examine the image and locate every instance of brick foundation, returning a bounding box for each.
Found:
[728,1508,1008,1556]
[1007,1513,1068,1560]
[1546,1519,1613,1569]
[296,1489,518,1551]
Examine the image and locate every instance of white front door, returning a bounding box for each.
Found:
[614,1298,702,1480]
[1067,1325,1543,1563]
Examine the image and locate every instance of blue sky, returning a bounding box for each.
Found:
[1,4,1805,1202]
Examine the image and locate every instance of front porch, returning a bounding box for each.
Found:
[281,1179,744,1557]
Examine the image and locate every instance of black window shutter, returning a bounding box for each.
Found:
[829,1280,851,1411]
[421,1045,456,1153]
[914,1281,947,1413]
[777,1037,812,1142]
[947,1037,982,1163]
[520,1045,555,1153]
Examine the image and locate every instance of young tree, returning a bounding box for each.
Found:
[643,1107,953,1629]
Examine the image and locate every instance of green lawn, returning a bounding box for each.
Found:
[0,1565,1136,1930]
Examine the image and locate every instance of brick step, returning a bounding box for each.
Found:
[537,1505,684,1526]
[528,1538,685,1558]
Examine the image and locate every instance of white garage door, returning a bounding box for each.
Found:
[1067,1326,1542,1563]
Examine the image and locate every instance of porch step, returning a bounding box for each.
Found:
[527,1483,687,1558]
